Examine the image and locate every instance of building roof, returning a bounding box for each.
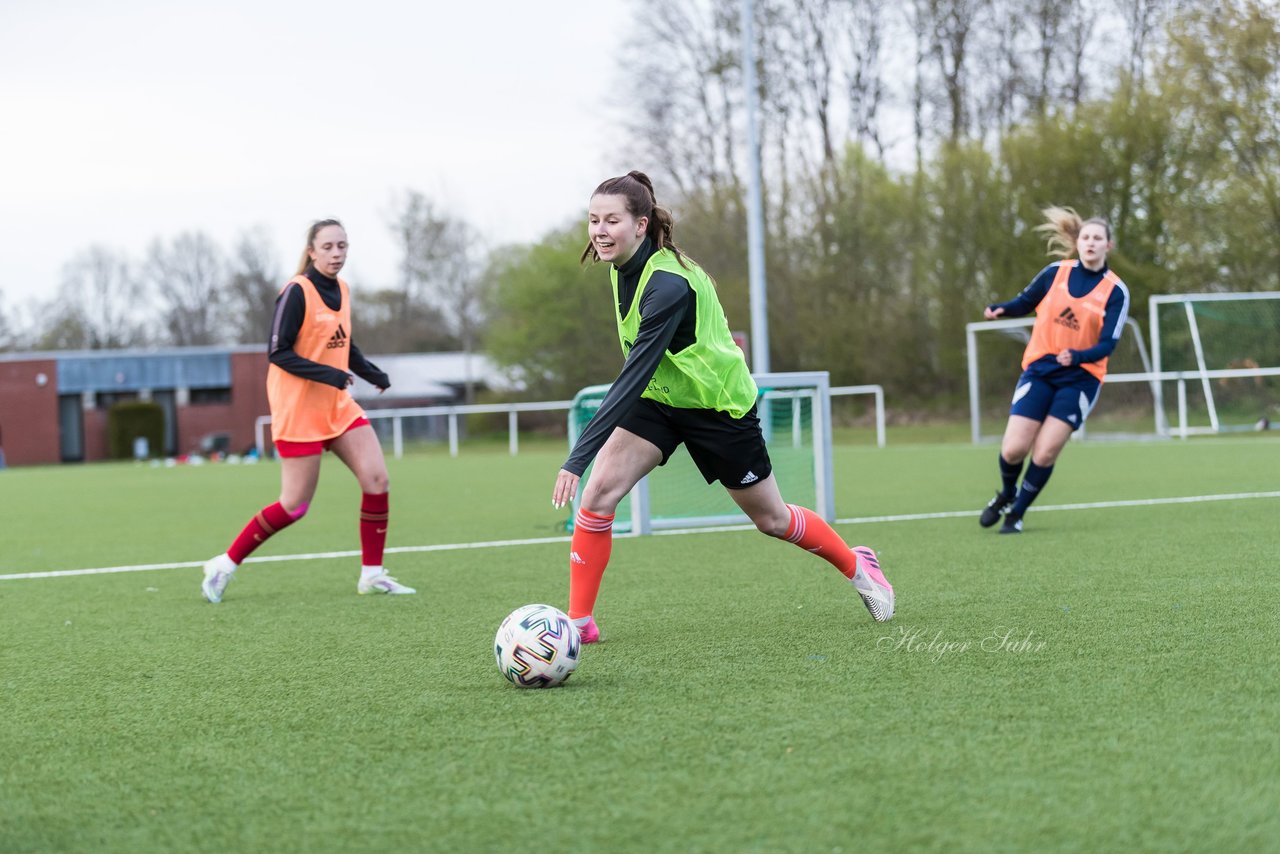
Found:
[350,352,517,401]
[0,345,519,399]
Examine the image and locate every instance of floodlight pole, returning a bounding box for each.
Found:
[742,0,770,373]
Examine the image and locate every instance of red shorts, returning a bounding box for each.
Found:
[274,417,371,458]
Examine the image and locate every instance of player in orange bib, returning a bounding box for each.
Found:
[200,219,415,601]
[978,207,1131,534]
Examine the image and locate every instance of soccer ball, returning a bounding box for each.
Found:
[494,604,582,688]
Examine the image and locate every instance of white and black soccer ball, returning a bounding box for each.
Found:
[494,604,582,688]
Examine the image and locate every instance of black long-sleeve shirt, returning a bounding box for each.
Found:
[562,238,697,476]
[268,266,389,390]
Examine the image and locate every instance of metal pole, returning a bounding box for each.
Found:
[742,0,769,373]
[966,325,981,443]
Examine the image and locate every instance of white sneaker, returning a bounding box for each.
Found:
[850,546,894,622]
[357,572,416,595]
[202,554,237,603]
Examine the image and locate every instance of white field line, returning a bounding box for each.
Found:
[3,490,1278,582]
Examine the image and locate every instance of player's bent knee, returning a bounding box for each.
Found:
[283,500,310,519]
[581,483,627,515]
[753,512,791,538]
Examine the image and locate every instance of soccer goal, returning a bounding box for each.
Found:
[966,317,1156,443]
[1150,292,1280,436]
[568,371,835,534]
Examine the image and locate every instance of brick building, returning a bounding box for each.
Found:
[0,348,503,467]
[0,346,270,466]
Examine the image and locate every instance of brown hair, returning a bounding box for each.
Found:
[295,218,345,275]
[581,171,688,267]
[1034,206,1113,258]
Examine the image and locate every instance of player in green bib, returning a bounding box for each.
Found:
[553,171,894,644]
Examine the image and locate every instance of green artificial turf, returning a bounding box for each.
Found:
[2,436,1278,852]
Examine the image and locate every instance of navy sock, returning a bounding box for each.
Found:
[998,455,1023,498]
[1010,461,1054,516]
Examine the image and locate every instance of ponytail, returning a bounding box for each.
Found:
[1034,206,1112,258]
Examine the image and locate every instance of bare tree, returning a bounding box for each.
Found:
[38,246,149,350]
[979,3,1025,141]
[622,0,743,196]
[144,232,227,347]
[1114,0,1172,90]
[388,191,487,398]
[225,227,281,345]
[844,0,887,159]
[1059,1,1098,108]
[903,0,938,170]
[925,0,992,144]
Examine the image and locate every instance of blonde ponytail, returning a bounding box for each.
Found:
[1034,206,1112,258]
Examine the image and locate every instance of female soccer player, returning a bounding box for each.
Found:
[552,171,894,642]
[978,207,1131,534]
[200,219,414,601]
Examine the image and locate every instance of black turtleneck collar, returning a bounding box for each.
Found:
[301,264,342,310]
[305,264,339,288]
[615,236,654,278]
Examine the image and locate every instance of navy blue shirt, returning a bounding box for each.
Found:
[990,261,1131,378]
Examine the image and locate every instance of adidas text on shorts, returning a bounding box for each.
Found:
[619,397,773,488]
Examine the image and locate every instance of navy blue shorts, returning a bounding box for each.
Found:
[619,398,773,488]
[1009,371,1101,431]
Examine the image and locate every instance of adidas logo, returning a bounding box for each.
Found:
[1054,306,1080,331]
[740,470,759,485]
[326,324,348,349]
[570,551,587,565]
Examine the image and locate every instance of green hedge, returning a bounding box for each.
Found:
[107,401,164,460]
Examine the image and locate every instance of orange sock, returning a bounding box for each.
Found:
[568,508,614,619]
[783,504,858,578]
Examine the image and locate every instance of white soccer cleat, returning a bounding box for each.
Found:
[201,554,237,603]
[850,546,894,622]
[357,572,416,595]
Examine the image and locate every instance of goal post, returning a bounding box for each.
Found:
[1150,292,1280,436]
[567,371,835,534]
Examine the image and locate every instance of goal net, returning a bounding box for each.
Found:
[567,371,835,534]
[1150,293,1280,435]
[965,317,1157,442]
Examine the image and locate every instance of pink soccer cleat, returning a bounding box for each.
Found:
[574,616,601,644]
[850,546,894,622]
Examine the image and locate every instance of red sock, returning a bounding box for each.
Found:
[568,508,614,619]
[227,501,302,564]
[360,492,389,566]
[783,504,858,578]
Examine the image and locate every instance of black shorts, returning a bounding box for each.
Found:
[619,397,773,488]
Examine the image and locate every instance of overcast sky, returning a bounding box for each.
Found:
[0,0,634,308]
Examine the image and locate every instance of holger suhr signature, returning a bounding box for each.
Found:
[877,625,1047,662]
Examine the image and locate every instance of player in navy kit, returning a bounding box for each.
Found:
[979,207,1131,534]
